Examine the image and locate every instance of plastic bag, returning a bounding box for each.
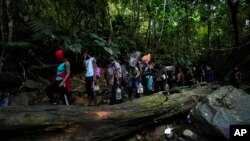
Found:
[116,87,122,100]
[93,83,100,92]
[137,83,144,94]
[164,83,169,92]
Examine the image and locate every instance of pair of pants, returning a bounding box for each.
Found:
[85,76,95,97]
[46,80,70,104]
[128,77,140,98]
[154,80,164,93]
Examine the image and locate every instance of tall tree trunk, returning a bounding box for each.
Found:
[173,34,177,66]
[6,0,13,42]
[0,0,4,43]
[154,0,167,53]
[0,0,5,74]
[108,4,113,47]
[184,0,189,50]
[219,0,241,81]
[206,4,212,64]
[0,0,18,73]
[131,0,140,39]
[0,18,4,73]
[228,0,240,47]
[146,0,153,49]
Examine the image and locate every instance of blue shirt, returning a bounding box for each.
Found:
[56,62,65,81]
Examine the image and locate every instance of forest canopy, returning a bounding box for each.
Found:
[0,0,250,81]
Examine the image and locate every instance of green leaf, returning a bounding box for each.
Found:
[103,46,113,55]
[7,42,30,48]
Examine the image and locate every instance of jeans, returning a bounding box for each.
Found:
[128,77,140,98]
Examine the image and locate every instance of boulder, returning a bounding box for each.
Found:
[182,129,198,141]
[10,91,40,105]
[0,62,23,89]
[193,86,250,139]
[23,80,40,90]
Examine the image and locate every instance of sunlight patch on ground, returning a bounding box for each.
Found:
[85,111,114,119]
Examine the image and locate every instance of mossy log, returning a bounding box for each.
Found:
[0,85,215,141]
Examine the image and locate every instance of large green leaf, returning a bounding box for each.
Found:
[26,18,54,41]
[90,33,117,55]
[103,46,114,55]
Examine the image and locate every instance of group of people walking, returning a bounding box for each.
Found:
[45,49,153,105]
[45,48,241,106]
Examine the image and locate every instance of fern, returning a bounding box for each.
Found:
[61,36,82,54]
[90,33,120,57]
[27,18,55,41]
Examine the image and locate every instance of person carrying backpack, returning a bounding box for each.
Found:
[109,57,123,104]
[127,52,143,99]
[127,64,142,98]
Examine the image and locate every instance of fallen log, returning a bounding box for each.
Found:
[0,85,215,141]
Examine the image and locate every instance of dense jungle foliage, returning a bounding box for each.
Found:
[0,0,250,83]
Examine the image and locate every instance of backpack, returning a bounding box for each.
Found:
[95,66,101,78]
[131,66,139,76]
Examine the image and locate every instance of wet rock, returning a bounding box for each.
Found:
[182,129,198,141]
[0,61,24,89]
[10,91,40,105]
[177,137,185,141]
[23,80,40,90]
[193,86,250,139]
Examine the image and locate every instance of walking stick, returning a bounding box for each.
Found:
[63,83,69,106]
[64,94,69,106]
